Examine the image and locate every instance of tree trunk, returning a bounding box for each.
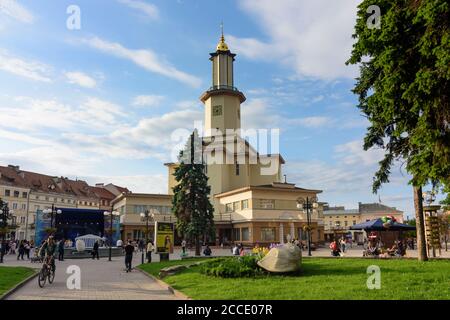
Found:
[413,186,428,261]
[195,236,201,256]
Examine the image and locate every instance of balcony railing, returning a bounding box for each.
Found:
[214,213,232,222]
[207,85,240,92]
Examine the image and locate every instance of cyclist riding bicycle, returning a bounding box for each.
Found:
[39,236,57,272]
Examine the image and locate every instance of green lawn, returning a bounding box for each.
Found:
[140,258,450,300]
[0,266,36,297]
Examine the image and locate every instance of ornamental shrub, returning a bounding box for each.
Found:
[200,256,266,278]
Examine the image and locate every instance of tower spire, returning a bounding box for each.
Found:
[216,21,229,52]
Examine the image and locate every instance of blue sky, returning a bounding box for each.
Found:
[0,0,435,217]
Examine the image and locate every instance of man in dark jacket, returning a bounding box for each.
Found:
[124,241,134,272]
[0,240,6,263]
[92,241,99,260]
[58,238,65,261]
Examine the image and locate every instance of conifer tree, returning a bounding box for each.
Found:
[347,0,450,261]
[172,130,215,256]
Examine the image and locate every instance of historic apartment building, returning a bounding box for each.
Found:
[112,193,173,241]
[0,164,128,241]
[323,202,404,243]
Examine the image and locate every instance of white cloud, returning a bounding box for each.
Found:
[132,95,165,107]
[334,140,384,167]
[0,145,98,177]
[81,37,202,88]
[241,98,279,130]
[65,71,97,88]
[83,174,167,194]
[117,0,159,20]
[291,116,331,128]
[226,35,275,60]
[311,95,324,103]
[175,100,201,110]
[114,109,202,149]
[77,97,127,126]
[0,50,51,82]
[241,98,331,130]
[0,94,202,164]
[0,96,126,133]
[0,0,34,24]
[230,0,360,79]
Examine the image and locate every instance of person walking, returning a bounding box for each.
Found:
[124,241,134,272]
[340,237,346,253]
[138,239,145,252]
[92,240,99,260]
[146,240,154,263]
[0,239,7,263]
[58,238,65,261]
[17,240,25,260]
[181,239,187,255]
[24,241,31,260]
[9,241,16,255]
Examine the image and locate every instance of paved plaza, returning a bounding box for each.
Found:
[2,253,181,300]
[2,246,449,300]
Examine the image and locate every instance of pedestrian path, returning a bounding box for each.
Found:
[4,255,181,300]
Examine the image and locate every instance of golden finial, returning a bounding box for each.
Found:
[216,21,229,52]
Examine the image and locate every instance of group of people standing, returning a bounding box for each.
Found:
[0,239,34,262]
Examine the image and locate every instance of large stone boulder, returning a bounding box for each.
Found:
[257,244,302,273]
[75,239,85,252]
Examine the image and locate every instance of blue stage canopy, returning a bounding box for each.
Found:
[350,218,416,231]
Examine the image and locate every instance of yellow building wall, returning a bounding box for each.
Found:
[204,95,241,133]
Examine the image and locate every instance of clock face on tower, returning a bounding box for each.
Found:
[213,105,223,116]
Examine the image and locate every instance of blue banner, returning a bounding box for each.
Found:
[35,209,51,247]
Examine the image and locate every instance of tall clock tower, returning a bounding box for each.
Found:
[200,32,246,135]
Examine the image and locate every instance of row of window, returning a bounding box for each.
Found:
[233,227,249,241]
[225,200,249,213]
[325,215,357,219]
[331,220,357,227]
[234,227,318,242]
[132,205,172,215]
[226,199,304,212]
[2,201,27,211]
[78,200,99,206]
[30,194,77,204]
[4,190,27,198]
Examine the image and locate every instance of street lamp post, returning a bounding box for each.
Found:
[297,196,318,257]
[140,210,155,264]
[422,190,440,258]
[0,202,14,263]
[43,204,62,230]
[422,190,436,206]
[104,209,120,262]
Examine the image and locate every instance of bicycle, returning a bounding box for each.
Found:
[38,255,55,288]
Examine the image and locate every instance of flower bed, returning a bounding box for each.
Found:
[200,256,267,278]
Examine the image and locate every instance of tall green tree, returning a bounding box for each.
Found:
[347,0,450,261]
[172,130,215,256]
